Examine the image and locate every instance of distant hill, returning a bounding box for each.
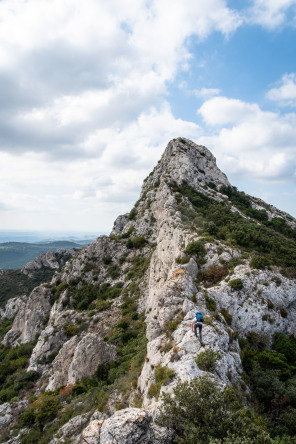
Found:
[0,241,83,269]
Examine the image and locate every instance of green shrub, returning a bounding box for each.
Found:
[155,365,175,384]
[63,323,79,337]
[205,294,216,311]
[148,382,161,399]
[148,366,175,399]
[103,255,112,265]
[229,279,243,291]
[127,236,147,249]
[108,264,119,279]
[184,241,206,263]
[95,300,111,312]
[167,318,182,332]
[20,407,35,427]
[250,255,271,270]
[175,255,190,264]
[280,307,288,318]
[196,349,221,372]
[20,429,42,444]
[54,281,68,299]
[220,308,232,326]
[119,226,135,239]
[128,208,137,220]
[20,393,61,431]
[33,393,61,427]
[158,376,272,444]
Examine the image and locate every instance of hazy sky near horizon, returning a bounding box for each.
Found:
[0,0,296,232]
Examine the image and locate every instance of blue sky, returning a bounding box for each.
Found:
[0,0,295,232]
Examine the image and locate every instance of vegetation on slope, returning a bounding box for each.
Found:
[0,269,55,308]
[240,332,296,440]
[158,376,272,444]
[171,182,296,274]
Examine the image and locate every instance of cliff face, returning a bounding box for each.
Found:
[1,138,296,443]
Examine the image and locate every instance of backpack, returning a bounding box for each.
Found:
[195,312,204,323]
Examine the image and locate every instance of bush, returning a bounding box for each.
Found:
[280,308,288,318]
[196,349,221,372]
[103,255,112,265]
[20,393,61,430]
[155,365,175,384]
[54,281,68,299]
[158,376,272,444]
[175,255,190,264]
[250,255,271,270]
[20,429,42,444]
[148,382,161,399]
[148,366,175,399]
[127,237,147,249]
[128,208,137,220]
[229,279,244,291]
[167,318,182,332]
[199,264,228,287]
[205,294,216,311]
[184,241,206,263]
[220,308,232,326]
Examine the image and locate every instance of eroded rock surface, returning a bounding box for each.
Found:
[81,408,172,444]
[3,285,52,345]
[47,334,117,390]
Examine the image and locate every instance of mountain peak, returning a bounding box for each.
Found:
[142,137,230,194]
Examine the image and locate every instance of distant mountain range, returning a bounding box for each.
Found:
[0,240,86,269]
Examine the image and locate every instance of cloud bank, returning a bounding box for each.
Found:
[0,0,295,230]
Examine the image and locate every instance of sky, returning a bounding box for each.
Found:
[0,0,296,233]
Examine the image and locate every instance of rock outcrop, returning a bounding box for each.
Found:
[81,408,172,444]
[3,285,52,345]
[21,248,77,277]
[47,334,117,390]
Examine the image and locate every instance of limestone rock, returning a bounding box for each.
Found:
[81,408,172,444]
[47,334,116,391]
[21,248,77,277]
[3,285,52,346]
[28,308,83,372]
[0,296,26,320]
[111,213,129,235]
[49,413,90,444]
[0,401,28,429]
[143,138,230,195]
[68,334,117,384]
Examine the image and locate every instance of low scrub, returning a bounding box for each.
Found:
[158,376,272,444]
[196,349,221,372]
[148,365,175,399]
[229,278,244,291]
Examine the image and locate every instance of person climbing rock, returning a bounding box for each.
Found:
[191,311,204,342]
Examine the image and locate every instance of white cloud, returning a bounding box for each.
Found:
[198,96,296,181]
[247,0,296,28]
[199,97,259,125]
[1,0,295,230]
[192,88,221,98]
[0,0,241,160]
[267,73,296,106]
[0,107,200,230]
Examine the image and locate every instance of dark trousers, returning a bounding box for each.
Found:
[194,322,203,342]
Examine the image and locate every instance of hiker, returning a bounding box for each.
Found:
[191,312,204,342]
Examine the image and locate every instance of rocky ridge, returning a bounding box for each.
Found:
[1,138,296,443]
